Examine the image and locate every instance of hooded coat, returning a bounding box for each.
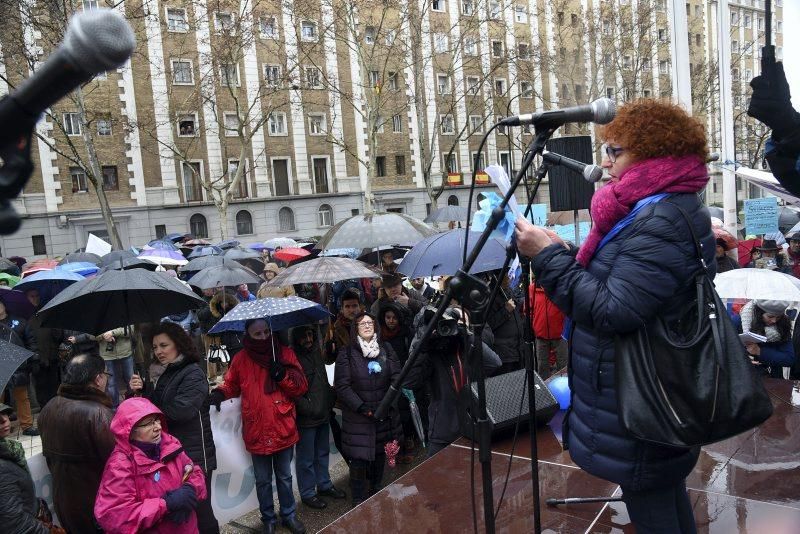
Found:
[257,263,296,299]
[291,326,336,428]
[0,435,48,534]
[94,397,207,534]
[198,291,243,356]
[334,320,402,461]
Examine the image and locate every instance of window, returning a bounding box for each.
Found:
[155,225,167,239]
[215,12,234,34]
[260,16,279,39]
[32,235,46,255]
[278,207,294,232]
[385,30,396,45]
[220,63,239,87]
[462,0,473,15]
[365,26,376,44]
[190,214,208,238]
[658,29,667,42]
[223,112,239,137]
[694,4,701,17]
[101,165,118,190]
[434,33,448,53]
[494,78,506,95]
[272,159,291,195]
[69,167,88,192]
[301,21,318,41]
[489,0,500,19]
[491,40,503,58]
[606,87,614,99]
[695,34,701,46]
[603,53,612,68]
[437,74,451,94]
[368,70,380,88]
[758,17,763,31]
[643,89,652,98]
[520,81,533,97]
[166,8,188,32]
[236,210,253,235]
[387,72,398,91]
[228,160,247,198]
[318,204,334,227]
[472,151,485,171]
[732,41,739,54]
[623,55,631,69]
[432,0,444,11]
[440,114,455,135]
[395,155,406,175]
[376,156,386,177]
[466,76,480,95]
[515,5,526,23]
[177,113,198,137]
[659,60,669,74]
[730,11,739,26]
[304,66,322,88]
[447,195,459,206]
[268,112,287,136]
[83,0,98,9]
[777,21,783,34]
[182,162,203,202]
[732,67,740,80]
[96,117,112,136]
[264,64,281,87]
[308,113,327,135]
[63,112,81,136]
[642,58,651,71]
[312,158,329,193]
[464,37,477,56]
[518,43,529,60]
[444,153,457,173]
[499,152,510,176]
[171,59,193,85]
[557,11,564,24]
[469,115,483,134]
[744,14,751,28]
[571,13,578,26]
[392,114,402,133]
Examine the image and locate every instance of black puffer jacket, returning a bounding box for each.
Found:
[1,317,33,388]
[291,326,336,428]
[0,440,48,534]
[144,357,217,472]
[532,193,715,491]
[335,337,402,461]
[485,290,525,366]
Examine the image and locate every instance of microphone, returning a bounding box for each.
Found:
[707,153,720,163]
[542,151,603,183]
[500,98,616,129]
[0,8,136,147]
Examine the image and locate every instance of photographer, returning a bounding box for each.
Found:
[403,305,501,457]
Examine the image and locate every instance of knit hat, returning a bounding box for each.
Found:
[0,403,12,415]
[754,300,789,315]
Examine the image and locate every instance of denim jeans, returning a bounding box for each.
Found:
[295,423,334,499]
[252,448,297,524]
[621,480,697,534]
[104,356,134,408]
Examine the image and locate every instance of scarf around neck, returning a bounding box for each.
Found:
[243,335,281,393]
[0,437,28,471]
[740,301,783,343]
[357,334,381,359]
[576,154,709,267]
[131,439,161,461]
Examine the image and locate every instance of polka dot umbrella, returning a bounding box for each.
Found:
[208,296,332,333]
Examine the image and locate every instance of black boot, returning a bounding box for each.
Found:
[349,464,368,506]
[368,458,386,497]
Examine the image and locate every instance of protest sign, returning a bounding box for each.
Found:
[744,197,779,235]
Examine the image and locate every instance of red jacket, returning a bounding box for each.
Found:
[218,343,308,455]
[530,285,566,340]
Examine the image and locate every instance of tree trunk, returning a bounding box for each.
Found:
[217,201,228,241]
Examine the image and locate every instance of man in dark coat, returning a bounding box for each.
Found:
[23,288,66,409]
[38,354,115,534]
[370,273,426,326]
[485,281,525,374]
[290,325,345,510]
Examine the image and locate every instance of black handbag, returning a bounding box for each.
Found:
[614,201,773,448]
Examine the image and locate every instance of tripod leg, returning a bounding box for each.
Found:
[546,496,623,506]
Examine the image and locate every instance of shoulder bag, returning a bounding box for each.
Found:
[614,201,773,448]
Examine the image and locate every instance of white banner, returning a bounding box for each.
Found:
[28,397,259,526]
[85,233,113,256]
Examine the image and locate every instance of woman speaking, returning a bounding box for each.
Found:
[515,99,715,533]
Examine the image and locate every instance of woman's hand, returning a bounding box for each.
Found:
[129,373,144,392]
[745,343,761,357]
[515,217,566,258]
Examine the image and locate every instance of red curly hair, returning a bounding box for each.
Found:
[600,99,709,161]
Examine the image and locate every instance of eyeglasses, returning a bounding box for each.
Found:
[601,143,625,163]
[134,418,161,430]
[357,320,375,327]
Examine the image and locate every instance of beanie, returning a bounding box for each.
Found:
[754,300,789,316]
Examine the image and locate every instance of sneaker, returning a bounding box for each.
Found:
[301,495,327,509]
[318,485,346,499]
[22,427,39,436]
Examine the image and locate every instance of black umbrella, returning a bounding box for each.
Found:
[99,257,158,272]
[0,337,34,392]
[99,250,137,268]
[356,246,409,265]
[0,258,21,276]
[187,263,262,290]
[267,257,380,286]
[424,205,469,223]
[223,248,265,272]
[37,269,205,334]
[58,252,102,265]
[182,255,226,273]
[315,212,437,250]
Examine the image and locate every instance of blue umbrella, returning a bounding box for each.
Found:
[217,239,241,250]
[247,242,269,251]
[164,233,189,243]
[188,245,223,259]
[55,262,100,277]
[14,269,85,305]
[319,248,361,259]
[146,239,180,251]
[209,296,331,334]
[397,230,508,278]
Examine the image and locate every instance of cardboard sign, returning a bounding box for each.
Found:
[744,197,779,236]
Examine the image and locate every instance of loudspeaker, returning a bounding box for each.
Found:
[458,369,559,441]
[547,135,595,212]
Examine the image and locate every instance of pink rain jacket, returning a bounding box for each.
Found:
[94,397,207,534]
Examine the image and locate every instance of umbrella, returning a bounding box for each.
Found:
[738,238,761,267]
[707,206,724,220]
[778,207,800,233]
[99,250,137,268]
[21,259,59,278]
[0,258,21,276]
[713,268,800,302]
[14,269,85,305]
[0,338,34,393]
[164,233,189,243]
[315,212,436,250]
[100,257,158,271]
[224,247,261,260]
[319,248,361,259]
[264,237,298,250]
[138,248,188,266]
[37,268,205,334]
[273,247,311,263]
[247,242,269,251]
[266,257,380,286]
[0,273,20,287]
[713,228,737,251]
[217,239,241,250]
[403,388,426,447]
[0,288,36,319]
[209,296,331,334]
[182,255,226,273]
[55,262,100,277]
[188,245,223,259]
[357,246,409,265]
[187,263,262,290]
[424,205,469,223]
[184,238,212,247]
[146,239,180,251]
[398,230,508,278]
[58,252,101,265]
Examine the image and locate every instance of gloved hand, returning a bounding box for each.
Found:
[208,389,225,412]
[166,508,192,524]
[269,360,286,382]
[748,62,800,139]
[163,483,197,512]
[357,404,374,419]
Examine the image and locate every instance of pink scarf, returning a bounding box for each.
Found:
[576,155,709,267]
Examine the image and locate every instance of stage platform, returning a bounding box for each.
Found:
[321,378,800,533]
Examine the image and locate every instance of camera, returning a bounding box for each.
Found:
[422,304,464,338]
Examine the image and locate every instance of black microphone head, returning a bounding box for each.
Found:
[590,98,616,125]
[584,164,603,183]
[707,152,720,163]
[64,8,136,73]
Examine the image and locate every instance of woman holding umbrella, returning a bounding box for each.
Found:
[0,298,37,436]
[128,322,219,533]
[715,237,740,273]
